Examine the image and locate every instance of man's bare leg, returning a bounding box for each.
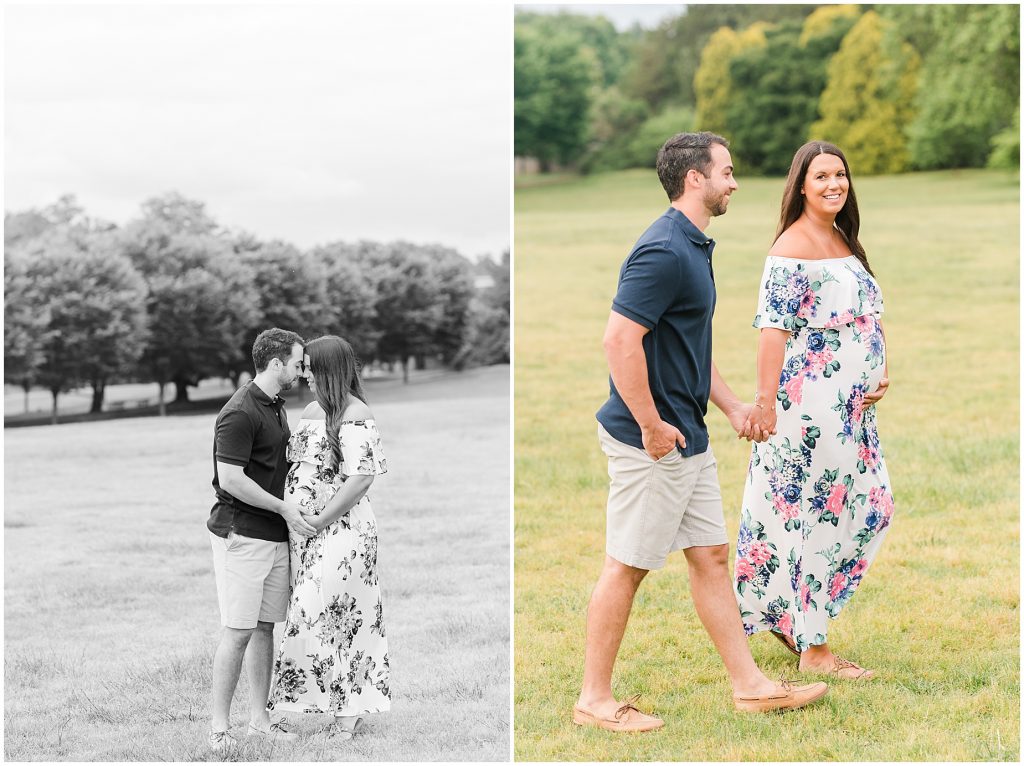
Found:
[246,621,275,728]
[684,544,779,697]
[576,555,649,717]
[211,627,255,732]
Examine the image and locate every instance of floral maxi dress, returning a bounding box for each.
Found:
[734,255,895,651]
[268,419,391,716]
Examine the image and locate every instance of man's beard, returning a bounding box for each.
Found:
[705,187,728,217]
[278,372,296,391]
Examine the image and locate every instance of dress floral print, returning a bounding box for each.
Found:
[735,256,894,650]
[268,419,390,716]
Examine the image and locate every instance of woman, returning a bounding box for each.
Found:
[736,141,893,680]
[267,335,390,737]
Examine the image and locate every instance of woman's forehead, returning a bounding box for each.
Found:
[808,153,844,173]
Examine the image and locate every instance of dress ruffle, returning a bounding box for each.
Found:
[753,256,884,331]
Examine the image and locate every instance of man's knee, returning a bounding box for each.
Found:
[254,620,275,635]
[221,625,256,649]
[684,543,730,572]
[602,555,650,587]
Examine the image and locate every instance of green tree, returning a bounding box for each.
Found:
[514,11,631,87]
[894,5,1019,169]
[694,23,769,136]
[727,14,856,175]
[621,5,813,111]
[811,11,920,174]
[515,26,597,168]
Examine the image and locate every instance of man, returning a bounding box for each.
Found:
[207,327,316,751]
[573,132,828,732]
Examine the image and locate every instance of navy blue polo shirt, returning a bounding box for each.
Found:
[207,381,291,542]
[596,207,717,457]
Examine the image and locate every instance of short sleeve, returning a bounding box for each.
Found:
[339,421,388,477]
[215,408,255,466]
[611,245,681,329]
[752,259,812,332]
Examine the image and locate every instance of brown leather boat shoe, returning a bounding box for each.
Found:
[733,679,828,713]
[572,694,664,733]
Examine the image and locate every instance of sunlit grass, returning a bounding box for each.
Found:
[514,169,1019,761]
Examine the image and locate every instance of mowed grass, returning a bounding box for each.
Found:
[514,169,1019,761]
[4,365,510,761]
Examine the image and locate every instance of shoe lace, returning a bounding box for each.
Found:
[268,721,291,733]
[614,693,642,720]
[832,655,859,671]
[777,678,795,693]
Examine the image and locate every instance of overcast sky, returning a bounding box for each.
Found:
[4,3,510,260]
[517,3,681,31]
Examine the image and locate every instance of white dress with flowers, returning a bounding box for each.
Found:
[267,419,390,716]
[734,255,895,650]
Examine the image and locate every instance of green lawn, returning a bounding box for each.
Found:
[514,169,1019,761]
[4,366,510,761]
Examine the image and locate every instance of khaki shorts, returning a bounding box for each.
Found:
[598,423,728,570]
[210,531,290,629]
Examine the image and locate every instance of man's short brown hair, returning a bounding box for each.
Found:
[656,131,729,201]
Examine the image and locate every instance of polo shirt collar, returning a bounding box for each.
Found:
[666,207,714,248]
[247,380,285,407]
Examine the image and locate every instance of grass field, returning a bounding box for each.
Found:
[514,169,1019,761]
[4,365,510,761]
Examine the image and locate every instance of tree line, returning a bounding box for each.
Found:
[515,4,1020,175]
[4,193,510,422]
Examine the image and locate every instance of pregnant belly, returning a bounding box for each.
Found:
[785,316,886,396]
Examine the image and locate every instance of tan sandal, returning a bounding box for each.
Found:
[829,655,875,680]
[771,630,801,657]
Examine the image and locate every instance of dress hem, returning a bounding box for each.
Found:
[267,703,391,716]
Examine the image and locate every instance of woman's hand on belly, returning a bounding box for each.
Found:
[864,375,890,405]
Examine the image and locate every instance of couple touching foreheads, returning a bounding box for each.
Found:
[574,132,893,731]
[206,329,390,751]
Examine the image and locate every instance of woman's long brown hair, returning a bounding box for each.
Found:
[305,335,367,474]
[775,141,873,276]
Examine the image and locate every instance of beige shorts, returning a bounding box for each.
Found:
[598,423,728,570]
[210,531,290,629]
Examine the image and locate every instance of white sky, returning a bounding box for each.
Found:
[517,3,681,31]
[4,3,511,260]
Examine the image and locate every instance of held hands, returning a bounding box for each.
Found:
[740,397,777,443]
[864,376,890,405]
[280,502,318,538]
[641,419,686,461]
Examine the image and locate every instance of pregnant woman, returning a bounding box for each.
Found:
[267,335,390,737]
[737,141,894,680]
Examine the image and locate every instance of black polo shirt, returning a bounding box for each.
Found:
[596,207,717,457]
[207,381,290,542]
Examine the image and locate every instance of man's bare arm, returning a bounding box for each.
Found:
[603,311,686,459]
[217,462,316,538]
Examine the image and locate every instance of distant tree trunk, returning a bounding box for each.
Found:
[157,381,167,417]
[50,388,59,425]
[174,378,190,403]
[401,357,409,384]
[228,371,241,389]
[415,354,427,371]
[89,378,106,413]
[21,380,31,415]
